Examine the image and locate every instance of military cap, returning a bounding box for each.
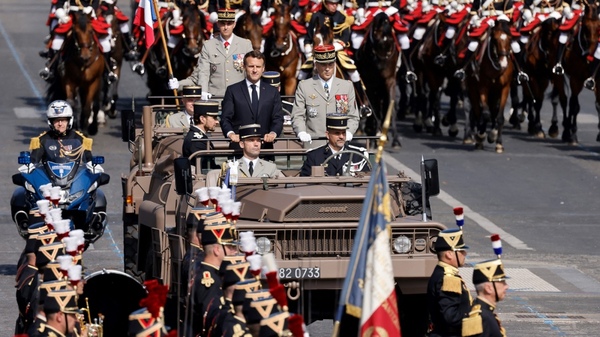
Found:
[182,85,202,98]
[202,223,238,246]
[435,228,469,252]
[233,279,262,305]
[128,307,167,337]
[218,9,236,21]
[245,297,281,325]
[25,235,42,254]
[472,259,509,285]
[239,124,262,139]
[39,279,69,305]
[37,231,57,245]
[326,115,349,130]
[193,100,220,117]
[36,242,65,269]
[222,261,252,288]
[44,289,81,314]
[262,71,281,87]
[314,45,336,63]
[223,254,247,265]
[259,311,290,337]
[43,261,63,282]
[28,222,49,237]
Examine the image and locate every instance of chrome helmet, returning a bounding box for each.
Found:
[47,100,74,131]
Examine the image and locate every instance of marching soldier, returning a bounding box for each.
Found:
[36,289,81,337]
[427,226,472,337]
[166,86,203,129]
[182,100,221,171]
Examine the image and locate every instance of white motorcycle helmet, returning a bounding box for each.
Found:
[47,100,74,131]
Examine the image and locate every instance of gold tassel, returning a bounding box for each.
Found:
[333,12,355,33]
[336,50,357,70]
[441,274,463,294]
[462,305,483,336]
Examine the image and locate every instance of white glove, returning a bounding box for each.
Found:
[261,10,272,26]
[470,14,480,27]
[168,78,179,90]
[356,8,366,24]
[304,44,313,59]
[298,131,312,143]
[252,5,261,13]
[86,162,105,173]
[522,9,533,22]
[384,6,399,16]
[293,11,302,21]
[102,0,115,4]
[333,41,344,51]
[209,12,218,23]
[345,130,353,141]
[56,8,71,24]
[171,8,183,27]
[201,92,212,100]
[533,0,541,6]
[83,6,94,15]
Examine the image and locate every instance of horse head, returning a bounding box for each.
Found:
[312,15,334,47]
[369,12,396,61]
[488,18,512,71]
[181,1,205,57]
[71,11,100,66]
[237,12,263,51]
[581,0,600,56]
[270,3,293,57]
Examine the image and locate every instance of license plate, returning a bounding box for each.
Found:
[278,267,320,279]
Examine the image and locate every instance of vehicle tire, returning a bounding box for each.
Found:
[124,223,144,282]
[398,292,428,337]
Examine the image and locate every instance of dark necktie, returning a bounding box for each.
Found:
[324,82,330,100]
[189,116,194,126]
[248,161,254,176]
[251,84,259,113]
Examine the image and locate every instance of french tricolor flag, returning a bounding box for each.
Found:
[133,0,157,48]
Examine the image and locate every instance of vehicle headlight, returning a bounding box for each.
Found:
[256,237,272,254]
[66,190,84,203]
[393,235,412,254]
[25,182,36,193]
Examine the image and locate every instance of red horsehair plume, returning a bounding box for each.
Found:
[288,314,306,337]
[139,279,169,318]
[262,253,280,289]
[270,284,288,311]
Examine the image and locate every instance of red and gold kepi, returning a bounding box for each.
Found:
[217,9,236,22]
[314,45,336,63]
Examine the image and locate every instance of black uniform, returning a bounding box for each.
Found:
[427,262,473,337]
[300,144,370,177]
[29,130,93,164]
[15,264,39,335]
[35,322,67,337]
[182,125,217,170]
[192,262,223,337]
[470,0,514,14]
[208,0,250,14]
[462,298,506,337]
[305,7,351,47]
[221,314,252,337]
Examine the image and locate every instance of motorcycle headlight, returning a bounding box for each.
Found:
[66,190,84,203]
[393,235,412,254]
[87,181,98,193]
[256,237,273,255]
[24,182,36,193]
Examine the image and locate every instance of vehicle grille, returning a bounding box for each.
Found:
[284,200,364,221]
[252,227,442,259]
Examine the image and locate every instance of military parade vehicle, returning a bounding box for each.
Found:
[120,102,446,336]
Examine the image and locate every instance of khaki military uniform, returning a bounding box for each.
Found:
[166,111,193,129]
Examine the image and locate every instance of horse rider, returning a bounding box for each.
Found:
[207,0,250,32]
[453,0,529,82]
[39,0,118,83]
[351,0,416,81]
[169,9,253,99]
[585,18,600,90]
[299,0,372,116]
[430,0,471,67]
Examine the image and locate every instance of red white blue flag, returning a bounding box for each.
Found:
[133,0,157,48]
[334,158,401,337]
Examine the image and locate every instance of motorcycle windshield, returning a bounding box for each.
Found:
[46,161,76,180]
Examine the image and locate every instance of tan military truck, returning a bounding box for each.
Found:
[120,104,446,336]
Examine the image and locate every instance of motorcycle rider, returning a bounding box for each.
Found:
[28,101,98,170]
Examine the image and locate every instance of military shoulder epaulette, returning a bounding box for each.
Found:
[441,273,463,294]
[462,304,483,336]
[73,131,93,151]
[29,132,47,151]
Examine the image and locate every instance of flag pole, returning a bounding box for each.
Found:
[151,0,180,106]
[375,100,394,164]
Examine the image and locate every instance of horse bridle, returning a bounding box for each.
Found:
[486,23,510,71]
[368,20,395,60]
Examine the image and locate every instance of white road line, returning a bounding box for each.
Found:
[383,153,534,251]
[14,107,43,119]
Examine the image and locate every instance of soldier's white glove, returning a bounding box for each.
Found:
[304,44,313,59]
[56,8,71,24]
[168,78,179,90]
[522,9,533,22]
[293,11,302,21]
[261,10,272,26]
[252,5,261,13]
[209,11,218,23]
[298,131,312,143]
[333,40,345,51]
[356,8,366,24]
[345,130,353,141]
[83,6,95,16]
[384,6,399,16]
[470,14,480,27]
[533,0,541,6]
[102,0,115,4]
[86,162,105,173]
[202,92,212,100]
[171,8,183,27]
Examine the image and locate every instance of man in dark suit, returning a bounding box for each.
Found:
[221,50,283,151]
[300,116,370,177]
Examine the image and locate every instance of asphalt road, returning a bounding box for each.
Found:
[1,1,600,336]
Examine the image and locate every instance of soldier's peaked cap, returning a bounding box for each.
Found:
[239,124,262,139]
[36,242,65,269]
[194,100,220,117]
[314,45,336,63]
[262,71,281,87]
[326,115,349,130]
[435,228,469,252]
[202,223,238,246]
[245,296,281,324]
[259,311,290,337]
[218,9,236,21]
[44,289,81,314]
[182,86,202,98]
[472,258,509,285]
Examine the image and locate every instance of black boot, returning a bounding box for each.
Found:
[352,80,373,118]
[402,49,417,83]
[123,32,140,61]
[434,37,452,66]
[553,43,566,75]
[584,58,600,90]
[39,49,56,81]
[513,50,529,83]
[104,52,118,83]
[454,49,476,81]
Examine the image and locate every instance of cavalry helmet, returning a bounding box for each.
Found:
[47,100,74,131]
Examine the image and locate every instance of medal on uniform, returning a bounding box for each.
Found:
[201,271,215,287]
[335,94,349,115]
[232,54,244,71]
[308,106,318,118]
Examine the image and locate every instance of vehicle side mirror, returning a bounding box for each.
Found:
[121,109,135,143]
[174,158,193,196]
[12,174,25,186]
[423,159,439,198]
[97,173,110,186]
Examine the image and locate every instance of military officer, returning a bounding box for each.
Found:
[462,258,509,337]
[182,101,221,171]
[174,9,253,99]
[224,124,282,179]
[300,116,370,177]
[291,45,360,147]
[36,289,81,337]
[427,227,472,337]
[166,86,202,129]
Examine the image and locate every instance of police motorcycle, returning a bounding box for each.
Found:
[11,151,110,245]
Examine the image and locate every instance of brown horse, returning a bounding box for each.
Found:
[97,1,124,120]
[264,3,300,95]
[465,19,514,153]
[233,11,263,51]
[562,0,600,144]
[47,11,105,136]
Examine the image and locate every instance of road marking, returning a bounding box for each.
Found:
[461,267,560,292]
[14,107,43,119]
[383,153,533,251]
